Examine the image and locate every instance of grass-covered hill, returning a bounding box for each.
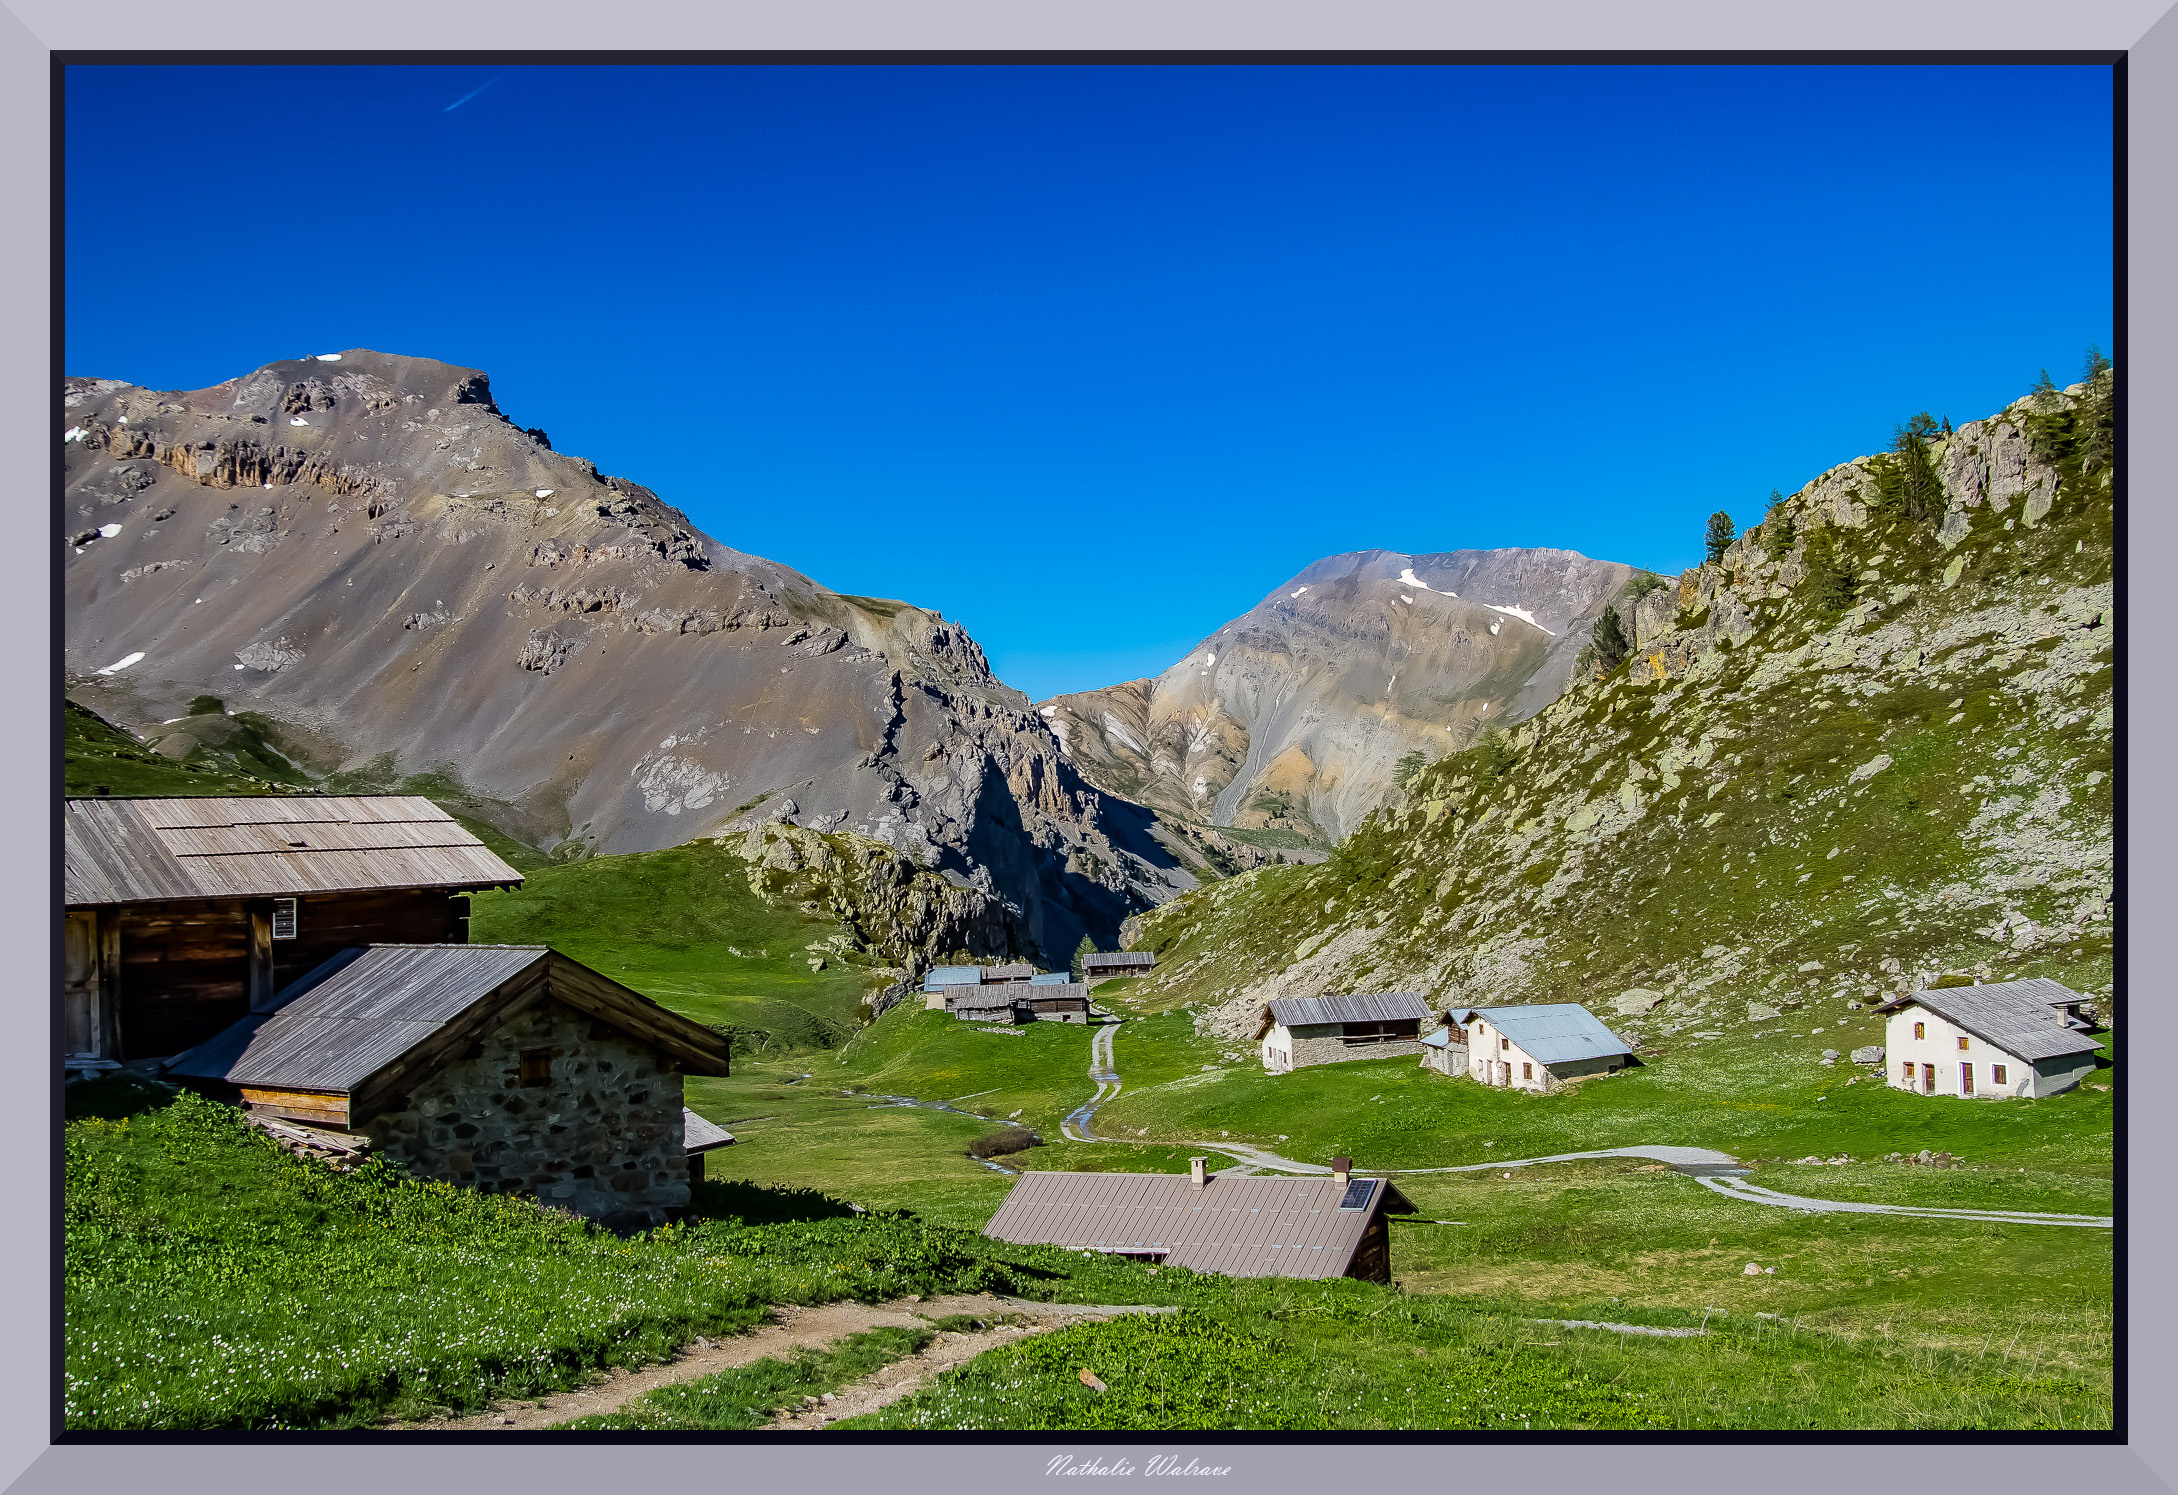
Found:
[1125,368,2114,1046]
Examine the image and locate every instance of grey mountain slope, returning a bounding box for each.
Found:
[62,350,1187,965]
[1038,547,1638,840]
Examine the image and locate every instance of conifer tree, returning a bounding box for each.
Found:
[1070,933,1097,980]
[1704,511,1736,566]
[1591,605,1631,671]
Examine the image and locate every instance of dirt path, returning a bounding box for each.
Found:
[397,1294,1171,1431]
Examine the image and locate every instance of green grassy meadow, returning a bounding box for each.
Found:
[468,840,876,1055]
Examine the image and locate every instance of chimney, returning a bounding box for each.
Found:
[1189,1156,1208,1188]
[1331,1156,1351,1186]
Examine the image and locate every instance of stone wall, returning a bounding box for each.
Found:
[364,998,688,1228]
[1288,1023,1426,1069]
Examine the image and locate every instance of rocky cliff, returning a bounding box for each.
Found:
[1040,548,1640,841]
[62,351,1189,965]
[1121,373,2116,1044]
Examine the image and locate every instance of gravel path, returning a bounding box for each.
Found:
[1054,1025,2112,1229]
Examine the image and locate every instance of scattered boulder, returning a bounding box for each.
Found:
[1851,1045,1883,1064]
[1614,988,1664,1016]
[1743,1263,1762,1276]
[1746,1001,1781,1021]
[1821,1049,1840,1061]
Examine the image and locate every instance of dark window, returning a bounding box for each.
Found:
[1522,1062,1533,1080]
[519,1049,552,1087]
[270,898,297,940]
[1992,1064,2008,1085]
[1340,1019,1418,1047]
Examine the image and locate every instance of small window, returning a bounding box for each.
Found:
[1992,1064,2008,1085]
[270,898,297,940]
[1521,1062,1533,1080]
[1901,1060,1914,1082]
[519,1049,552,1087]
[1500,1037,1509,1051]
[1913,1022,1925,1040]
[1957,1035,1970,1052]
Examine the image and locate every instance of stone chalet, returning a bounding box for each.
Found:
[1876,978,2103,1100]
[1257,992,1435,1072]
[1450,1004,1635,1093]
[167,944,734,1229]
[930,982,1093,1024]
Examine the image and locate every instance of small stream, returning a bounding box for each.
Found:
[862,1092,1032,1174]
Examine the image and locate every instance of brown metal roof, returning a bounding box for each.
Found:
[983,1170,1414,1279]
[65,795,525,905]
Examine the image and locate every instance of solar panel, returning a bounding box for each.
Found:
[1337,1178,1376,1210]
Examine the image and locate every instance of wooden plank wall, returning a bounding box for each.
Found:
[116,890,470,1060]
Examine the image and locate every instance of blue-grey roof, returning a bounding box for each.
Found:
[1453,1004,1631,1066]
[1420,1025,1452,1048]
[923,965,983,991]
[1029,971,1073,986]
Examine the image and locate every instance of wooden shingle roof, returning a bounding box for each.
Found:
[984,1170,1414,1278]
[65,795,523,906]
[1876,979,2103,1062]
[165,945,731,1118]
[1267,991,1435,1028]
[1081,952,1155,973]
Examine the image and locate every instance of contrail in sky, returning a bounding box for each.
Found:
[443,75,508,113]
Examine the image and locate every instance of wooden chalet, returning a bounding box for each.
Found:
[166,943,733,1228]
[64,796,523,1065]
[930,981,1094,1024]
[983,1157,1414,1281]
[1080,952,1154,980]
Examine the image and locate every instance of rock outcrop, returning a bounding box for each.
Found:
[63,352,1188,965]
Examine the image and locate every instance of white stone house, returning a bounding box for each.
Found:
[1450,1004,1635,1093]
[1258,992,1435,1072]
[1875,978,2102,1100]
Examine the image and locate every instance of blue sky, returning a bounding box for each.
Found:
[64,64,2113,701]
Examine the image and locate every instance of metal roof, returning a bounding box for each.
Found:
[923,965,983,991]
[1451,1004,1632,1066]
[683,1108,736,1154]
[1267,991,1435,1028]
[165,944,732,1096]
[1029,972,1074,986]
[1420,1025,1452,1048]
[65,795,524,906]
[1876,979,2103,1062]
[984,1170,1414,1279]
[1081,952,1155,971]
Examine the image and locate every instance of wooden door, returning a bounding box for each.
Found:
[1921,1063,1935,1094]
[1961,1063,1974,1096]
[63,912,101,1057]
